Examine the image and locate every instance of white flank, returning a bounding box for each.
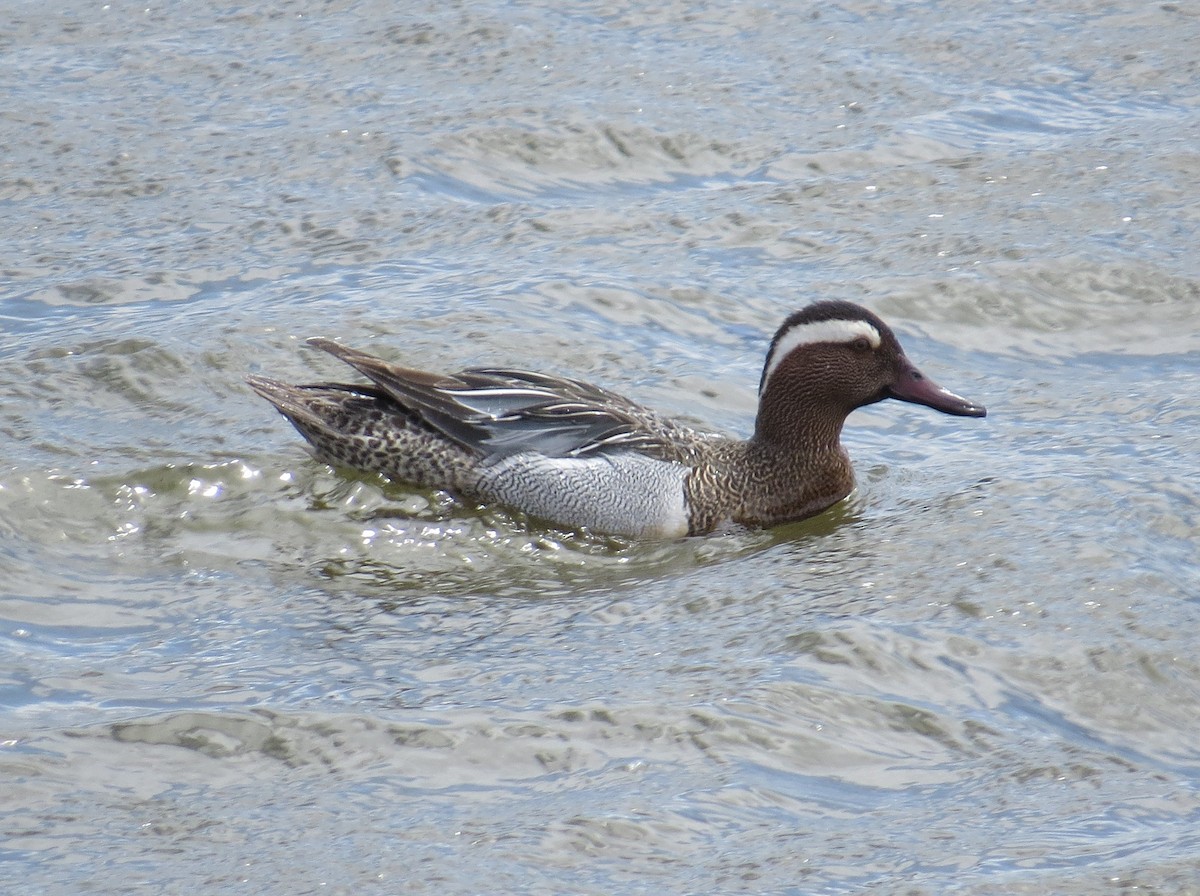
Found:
[761,318,882,394]
[478,453,691,538]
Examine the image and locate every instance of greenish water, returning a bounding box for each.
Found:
[3,2,1199,893]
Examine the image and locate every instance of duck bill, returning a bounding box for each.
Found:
[888,358,987,418]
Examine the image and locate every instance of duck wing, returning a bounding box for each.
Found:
[306,338,717,462]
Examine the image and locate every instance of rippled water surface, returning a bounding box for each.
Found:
[3,1,1199,893]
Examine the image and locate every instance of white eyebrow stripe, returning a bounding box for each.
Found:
[761,319,882,393]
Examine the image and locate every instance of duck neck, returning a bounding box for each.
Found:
[751,415,844,459]
[735,384,856,527]
[751,376,850,458]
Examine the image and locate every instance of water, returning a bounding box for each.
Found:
[3,1,1199,893]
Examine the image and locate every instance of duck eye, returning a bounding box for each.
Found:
[851,336,872,352]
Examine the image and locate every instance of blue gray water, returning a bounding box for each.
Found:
[3,1,1199,893]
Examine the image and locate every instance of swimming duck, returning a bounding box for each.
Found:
[247,301,985,538]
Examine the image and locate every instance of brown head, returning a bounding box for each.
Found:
[754,301,986,446]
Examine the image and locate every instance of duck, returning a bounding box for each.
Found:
[247,301,986,538]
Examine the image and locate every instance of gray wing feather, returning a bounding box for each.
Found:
[306,340,715,461]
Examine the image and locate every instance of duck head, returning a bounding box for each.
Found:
[755,301,986,444]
